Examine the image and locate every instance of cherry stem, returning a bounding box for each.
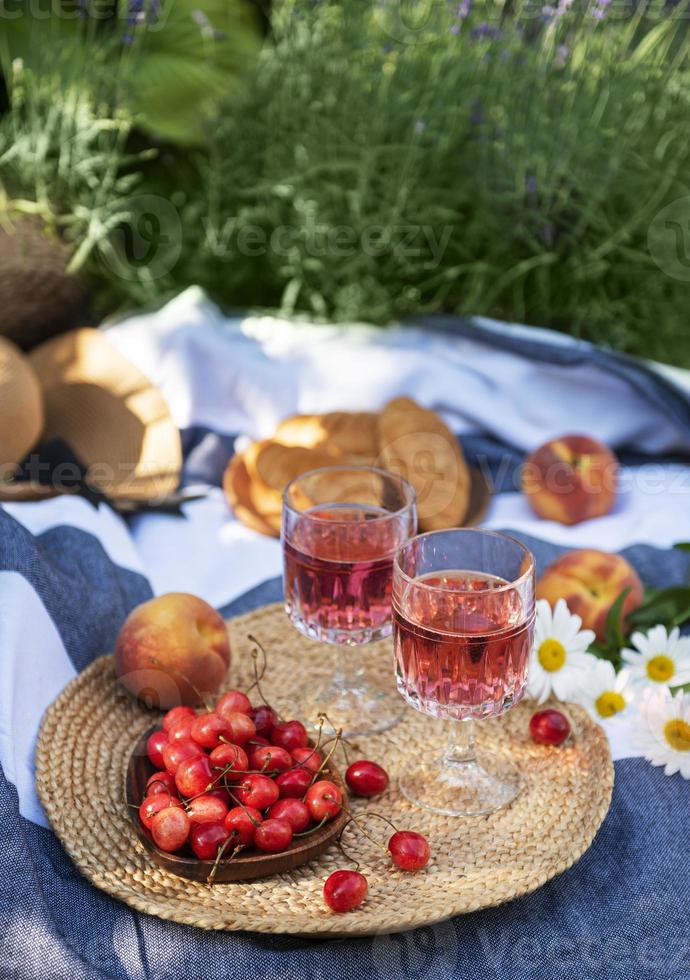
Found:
[149,655,212,712]
[340,805,391,854]
[293,816,328,837]
[306,724,341,791]
[336,820,362,871]
[245,634,281,716]
[207,839,243,885]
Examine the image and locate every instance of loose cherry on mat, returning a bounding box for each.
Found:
[146,730,169,770]
[175,754,214,798]
[162,738,203,775]
[249,704,278,738]
[267,798,311,833]
[271,720,308,752]
[529,708,571,746]
[345,760,389,798]
[190,821,230,861]
[162,705,197,734]
[146,771,177,796]
[254,818,293,854]
[139,793,182,830]
[151,806,190,852]
[224,806,263,847]
[323,870,368,912]
[388,831,430,871]
[216,690,252,717]
[209,742,249,782]
[275,768,313,799]
[186,793,229,826]
[291,746,323,773]
[249,744,293,773]
[305,780,343,822]
[190,712,234,750]
[234,773,280,810]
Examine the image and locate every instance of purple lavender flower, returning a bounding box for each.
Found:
[471,22,502,39]
[526,175,539,197]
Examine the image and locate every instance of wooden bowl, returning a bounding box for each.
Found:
[126,727,349,883]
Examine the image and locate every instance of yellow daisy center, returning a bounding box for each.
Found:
[595,691,626,718]
[663,719,690,752]
[646,655,675,683]
[538,638,566,673]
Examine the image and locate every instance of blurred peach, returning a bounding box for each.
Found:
[522,435,618,525]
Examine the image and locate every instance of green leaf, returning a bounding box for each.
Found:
[627,586,690,631]
[603,587,630,652]
[673,542,690,553]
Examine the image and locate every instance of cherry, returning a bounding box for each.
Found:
[139,793,182,830]
[186,793,229,826]
[216,690,252,717]
[175,754,214,798]
[223,711,256,746]
[146,730,169,770]
[209,742,249,782]
[146,771,176,796]
[345,760,389,798]
[190,821,230,861]
[162,738,203,775]
[388,831,430,871]
[323,870,368,912]
[151,806,190,852]
[267,798,311,833]
[247,735,270,749]
[249,704,278,738]
[207,787,233,807]
[234,773,280,810]
[271,720,308,752]
[291,746,323,773]
[254,818,293,853]
[190,712,234,750]
[530,709,571,746]
[224,806,263,847]
[275,768,313,799]
[162,705,197,734]
[305,780,343,822]
[167,716,195,743]
[249,745,293,773]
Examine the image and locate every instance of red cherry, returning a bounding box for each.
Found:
[254,818,293,853]
[224,806,263,847]
[249,745,293,773]
[267,798,311,833]
[167,716,195,743]
[305,780,342,822]
[234,773,280,810]
[291,746,323,773]
[345,760,389,798]
[247,735,270,750]
[249,704,278,737]
[190,712,234,750]
[175,754,214,798]
[139,793,181,830]
[275,768,313,799]
[146,730,168,770]
[271,720,308,752]
[323,870,368,912]
[388,831,430,871]
[529,709,571,746]
[209,742,249,782]
[162,705,197,733]
[206,787,232,806]
[186,793,229,826]
[216,690,252,717]
[151,806,190,852]
[162,738,203,775]
[146,771,176,796]
[222,711,256,746]
[190,821,230,860]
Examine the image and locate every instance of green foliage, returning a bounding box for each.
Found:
[590,585,690,668]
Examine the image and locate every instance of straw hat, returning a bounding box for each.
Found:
[0,337,45,476]
[22,328,182,501]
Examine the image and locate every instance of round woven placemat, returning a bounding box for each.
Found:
[36,602,614,937]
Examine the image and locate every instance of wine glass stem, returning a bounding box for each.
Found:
[332,643,364,693]
[443,718,477,768]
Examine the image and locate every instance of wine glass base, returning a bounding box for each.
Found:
[400,753,522,817]
[298,680,405,739]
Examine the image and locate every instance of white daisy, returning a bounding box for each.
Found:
[633,687,690,779]
[574,660,636,722]
[621,624,690,689]
[528,598,597,704]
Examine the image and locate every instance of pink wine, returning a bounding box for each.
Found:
[284,504,407,644]
[393,570,533,720]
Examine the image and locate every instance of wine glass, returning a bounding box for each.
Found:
[282,465,417,737]
[392,528,535,816]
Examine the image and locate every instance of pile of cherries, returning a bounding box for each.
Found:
[138,689,430,910]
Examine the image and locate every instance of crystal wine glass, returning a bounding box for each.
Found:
[392,528,535,816]
[282,465,417,736]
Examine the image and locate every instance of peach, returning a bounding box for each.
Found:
[114,593,230,709]
[522,435,618,525]
[536,549,643,641]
